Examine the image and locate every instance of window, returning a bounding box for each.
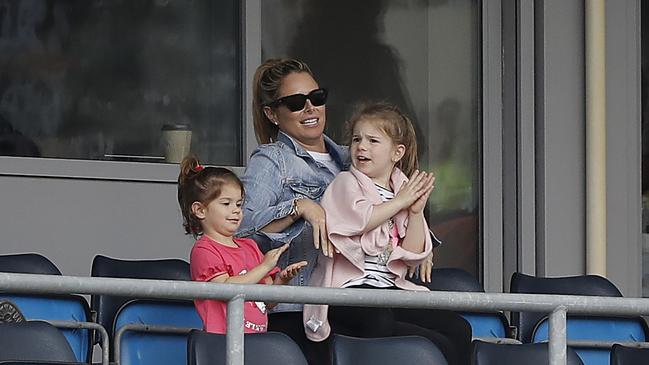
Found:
[1,0,483,276]
[641,0,649,297]
[0,0,242,165]
[262,0,482,276]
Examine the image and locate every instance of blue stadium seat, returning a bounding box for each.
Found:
[610,343,649,365]
[411,268,511,339]
[0,295,92,363]
[0,321,82,363]
[532,317,647,365]
[472,341,585,365]
[332,334,448,365]
[114,299,202,365]
[90,255,191,348]
[511,272,649,365]
[187,330,308,365]
[0,253,92,362]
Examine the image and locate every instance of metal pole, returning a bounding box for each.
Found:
[549,306,567,365]
[3,273,649,315]
[226,295,245,365]
[585,0,607,276]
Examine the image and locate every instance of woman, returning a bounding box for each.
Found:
[238,58,469,365]
[237,58,348,364]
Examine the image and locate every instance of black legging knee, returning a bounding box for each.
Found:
[328,306,470,365]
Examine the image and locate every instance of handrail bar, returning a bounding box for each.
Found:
[2,272,649,365]
[1,273,648,314]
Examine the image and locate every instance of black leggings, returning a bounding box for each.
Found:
[268,295,472,365]
[268,311,331,365]
[328,286,472,365]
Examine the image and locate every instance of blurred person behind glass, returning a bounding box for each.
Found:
[0,114,41,157]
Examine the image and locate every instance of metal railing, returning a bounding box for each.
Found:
[2,272,649,365]
[48,319,110,365]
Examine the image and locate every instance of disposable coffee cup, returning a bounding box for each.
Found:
[161,124,192,163]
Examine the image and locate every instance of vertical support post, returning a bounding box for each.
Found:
[548,306,567,365]
[226,295,245,365]
[585,0,607,276]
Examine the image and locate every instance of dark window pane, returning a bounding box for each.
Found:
[0,0,242,165]
[262,0,482,276]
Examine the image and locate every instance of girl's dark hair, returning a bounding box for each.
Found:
[347,102,419,177]
[177,155,244,238]
[252,58,314,144]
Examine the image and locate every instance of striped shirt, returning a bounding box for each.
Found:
[342,184,398,288]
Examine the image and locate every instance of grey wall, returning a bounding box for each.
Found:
[0,174,192,276]
[529,0,642,296]
[534,0,586,276]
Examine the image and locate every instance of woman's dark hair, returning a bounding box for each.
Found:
[177,155,244,238]
[252,58,314,144]
[347,102,419,177]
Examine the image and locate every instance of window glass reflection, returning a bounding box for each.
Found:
[0,0,242,165]
[641,0,649,297]
[262,0,481,276]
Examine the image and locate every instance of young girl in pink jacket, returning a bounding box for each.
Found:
[304,103,471,365]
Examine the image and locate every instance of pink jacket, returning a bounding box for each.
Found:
[303,166,432,342]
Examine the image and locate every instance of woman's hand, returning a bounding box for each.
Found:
[407,252,434,283]
[295,199,334,258]
[275,261,308,285]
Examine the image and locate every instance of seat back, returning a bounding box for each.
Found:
[90,254,191,342]
[472,341,585,365]
[532,316,648,365]
[0,360,86,365]
[0,253,61,275]
[0,253,91,362]
[510,272,623,343]
[114,299,202,365]
[413,268,484,292]
[0,321,78,362]
[610,344,649,365]
[0,295,91,362]
[331,334,448,365]
[187,330,308,365]
[411,268,510,338]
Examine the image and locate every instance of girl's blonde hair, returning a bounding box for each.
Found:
[177,155,244,238]
[347,102,419,177]
[252,58,314,144]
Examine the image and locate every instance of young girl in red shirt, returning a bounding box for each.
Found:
[177,156,306,333]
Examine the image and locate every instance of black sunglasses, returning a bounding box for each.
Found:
[266,88,328,112]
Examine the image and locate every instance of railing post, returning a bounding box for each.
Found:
[226,295,245,365]
[548,305,567,365]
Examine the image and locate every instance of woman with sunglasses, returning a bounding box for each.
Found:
[237,58,348,365]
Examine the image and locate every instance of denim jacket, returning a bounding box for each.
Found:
[237,131,349,311]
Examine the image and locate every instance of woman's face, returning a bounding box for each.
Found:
[265,72,326,151]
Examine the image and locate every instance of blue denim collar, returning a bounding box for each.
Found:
[276,131,350,170]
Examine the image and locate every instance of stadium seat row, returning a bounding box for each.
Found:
[0,252,648,365]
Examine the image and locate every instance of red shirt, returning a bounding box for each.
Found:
[190,236,279,333]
